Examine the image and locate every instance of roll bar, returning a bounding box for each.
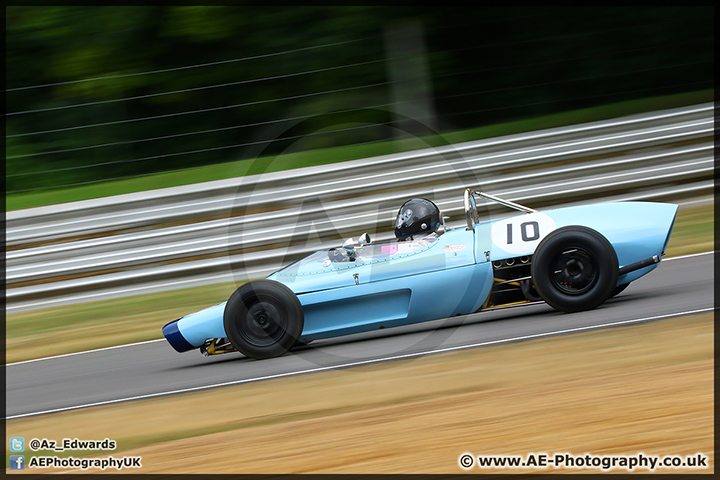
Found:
[464,189,538,230]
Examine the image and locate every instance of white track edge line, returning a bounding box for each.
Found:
[5,339,165,366]
[663,250,716,261]
[5,306,715,420]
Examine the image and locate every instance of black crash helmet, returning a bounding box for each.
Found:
[394,198,441,240]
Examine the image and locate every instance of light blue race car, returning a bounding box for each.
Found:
[163,189,678,360]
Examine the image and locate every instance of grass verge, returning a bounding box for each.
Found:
[5,202,713,364]
[6,313,713,474]
[6,89,713,211]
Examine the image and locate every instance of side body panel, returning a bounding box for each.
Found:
[174,227,490,348]
[297,262,492,341]
[174,262,493,348]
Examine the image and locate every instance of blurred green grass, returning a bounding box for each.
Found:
[5,203,712,363]
[6,89,713,211]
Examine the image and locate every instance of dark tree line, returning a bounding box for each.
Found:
[5,6,714,193]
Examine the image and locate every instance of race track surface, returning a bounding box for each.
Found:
[6,253,714,419]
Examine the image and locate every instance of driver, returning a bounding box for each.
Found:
[328,197,443,263]
[394,198,442,242]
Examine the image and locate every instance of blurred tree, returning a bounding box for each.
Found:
[5,6,713,192]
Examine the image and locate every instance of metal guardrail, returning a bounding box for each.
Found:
[7,103,712,241]
[6,103,714,313]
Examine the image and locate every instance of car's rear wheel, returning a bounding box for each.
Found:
[223,280,304,359]
[531,226,618,313]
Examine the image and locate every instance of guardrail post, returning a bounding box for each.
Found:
[384,21,438,137]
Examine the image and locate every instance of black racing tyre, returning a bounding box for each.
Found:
[520,278,543,302]
[610,283,629,298]
[531,226,618,313]
[223,280,304,359]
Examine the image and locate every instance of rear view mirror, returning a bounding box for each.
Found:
[358,232,372,246]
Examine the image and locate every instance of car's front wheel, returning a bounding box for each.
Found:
[531,226,618,313]
[223,280,304,359]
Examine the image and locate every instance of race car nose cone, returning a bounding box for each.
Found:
[162,319,195,353]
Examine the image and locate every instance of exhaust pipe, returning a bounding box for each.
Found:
[520,256,530,264]
[618,255,660,276]
[505,258,515,266]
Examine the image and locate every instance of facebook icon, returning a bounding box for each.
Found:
[10,455,25,470]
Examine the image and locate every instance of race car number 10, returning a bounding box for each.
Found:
[491,213,556,255]
[506,221,540,244]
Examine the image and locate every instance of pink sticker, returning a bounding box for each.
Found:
[444,245,467,252]
[381,244,398,254]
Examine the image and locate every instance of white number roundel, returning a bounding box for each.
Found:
[490,213,556,255]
